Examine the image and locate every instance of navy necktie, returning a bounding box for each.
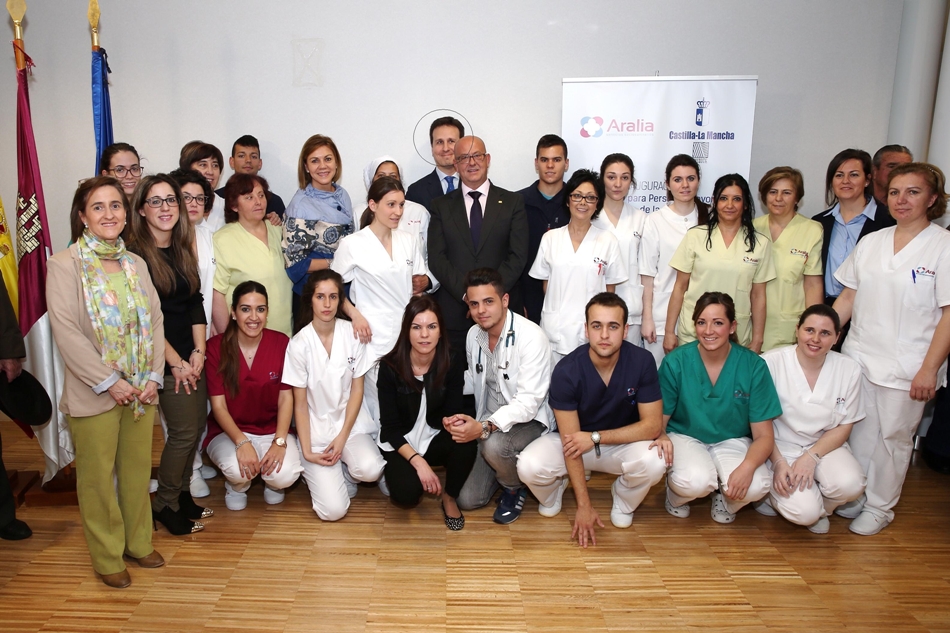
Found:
[469,191,483,249]
[445,175,455,192]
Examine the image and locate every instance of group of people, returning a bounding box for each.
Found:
[28,119,948,588]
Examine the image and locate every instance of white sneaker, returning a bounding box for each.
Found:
[710,492,736,524]
[834,494,865,519]
[849,510,890,536]
[225,483,247,511]
[190,472,211,498]
[538,477,569,518]
[199,465,217,480]
[148,478,158,494]
[753,498,777,517]
[377,475,390,498]
[808,516,830,534]
[263,486,285,505]
[664,484,690,518]
[609,480,633,529]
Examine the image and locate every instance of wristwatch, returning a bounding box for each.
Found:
[591,431,602,457]
[480,420,491,440]
[273,437,287,448]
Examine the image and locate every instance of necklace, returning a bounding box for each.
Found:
[239,344,259,364]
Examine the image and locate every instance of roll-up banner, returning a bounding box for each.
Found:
[562,76,757,213]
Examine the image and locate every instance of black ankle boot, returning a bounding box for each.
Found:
[179,490,214,520]
[153,506,205,535]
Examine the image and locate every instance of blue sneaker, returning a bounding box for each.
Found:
[493,487,527,525]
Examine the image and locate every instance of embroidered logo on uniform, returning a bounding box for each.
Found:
[836,397,846,406]
[789,248,809,259]
[406,259,413,266]
[914,266,936,279]
[593,256,607,275]
[733,389,750,399]
[742,256,759,265]
[269,371,279,381]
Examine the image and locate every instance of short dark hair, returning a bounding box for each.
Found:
[223,173,270,223]
[825,149,873,207]
[873,144,912,167]
[585,292,628,325]
[231,135,260,156]
[464,268,506,298]
[797,303,841,334]
[536,134,568,158]
[169,168,214,213]
[564,169,606,220]
[429,117,464,144]
[692,291,738,344]
[179,141,224,173]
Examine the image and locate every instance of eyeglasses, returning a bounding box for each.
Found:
[455,152,487,165]
[182,193,210,205]
[110,165,143,178]
[144,196,180,208]
[569,193,599,204]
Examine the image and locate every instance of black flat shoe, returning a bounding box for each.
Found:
[153,506,204,535]
[179,490,214,520]
[0,518,32,541]
[442,502,465,531]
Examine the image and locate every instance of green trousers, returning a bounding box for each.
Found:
[153,375,208,513]
[68,403,155,575]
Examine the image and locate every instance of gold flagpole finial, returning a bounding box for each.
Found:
[7,0,26,40]
[88,0,100,49]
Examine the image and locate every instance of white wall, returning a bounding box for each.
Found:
[0,0,902,250]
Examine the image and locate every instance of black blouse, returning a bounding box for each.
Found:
[157,247,205,375]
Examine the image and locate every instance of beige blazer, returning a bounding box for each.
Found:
[46,244,165,418]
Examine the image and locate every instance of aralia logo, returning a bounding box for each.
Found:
[580,116,604,138]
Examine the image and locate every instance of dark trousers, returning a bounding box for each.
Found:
[824,295,850,352]
[0,429,15,528]
[383,429,477,506]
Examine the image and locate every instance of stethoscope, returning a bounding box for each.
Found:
[475,311,516,380]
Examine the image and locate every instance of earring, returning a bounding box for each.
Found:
[83,223,88,228]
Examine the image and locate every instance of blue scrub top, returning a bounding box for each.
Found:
[549,341,661,432]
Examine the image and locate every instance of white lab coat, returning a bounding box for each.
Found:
[331,227,435,363]
[836,223,950,390]
[204,194,226,234]
[195,221,216,335]
[529,224,627,355]
[464,310,555,433]
[638,204,699,336]
[281,319,377,449]
[761,345,865,447]
[592,202,646,325]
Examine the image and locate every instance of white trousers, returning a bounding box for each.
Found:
[643,336,665,368]
[768,441,866,526]
[517,433,666,514]
[666,433,771,514]
[297,433,385,521]
[207,432,303,493]
[849,377,926,522]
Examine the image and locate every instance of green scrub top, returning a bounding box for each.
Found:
[659,341,782,444]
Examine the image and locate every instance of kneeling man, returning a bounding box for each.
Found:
[446,268,554,524]
[518,292,665,546]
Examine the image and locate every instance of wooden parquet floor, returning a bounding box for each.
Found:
[1,419,949,633]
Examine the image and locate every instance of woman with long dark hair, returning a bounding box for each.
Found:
[665,174,775,353]
[376,296,477,530]
[283,270,385,520]
[639,154,708,365]
[204,281,303,511]
[126,174,209,535]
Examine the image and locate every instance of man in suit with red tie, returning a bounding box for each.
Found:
[428,136,529,352]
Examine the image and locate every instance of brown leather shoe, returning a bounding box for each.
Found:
[124,550,165,568]
[100,569,132,588]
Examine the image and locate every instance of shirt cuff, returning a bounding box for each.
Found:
[149,371,165,385]
[93,371,120,395]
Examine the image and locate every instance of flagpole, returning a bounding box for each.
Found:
[8,0,27,70]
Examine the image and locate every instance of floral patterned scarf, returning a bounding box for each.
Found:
[77,230,154,420]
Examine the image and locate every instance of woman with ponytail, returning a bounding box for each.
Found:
[203,281,303,511]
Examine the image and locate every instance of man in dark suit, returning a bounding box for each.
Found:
[0,275,30,540]
[518,134,570,324]
[428,136,529,352]
[406,117,464,211]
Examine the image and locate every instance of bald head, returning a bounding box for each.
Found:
[454,136,491,189]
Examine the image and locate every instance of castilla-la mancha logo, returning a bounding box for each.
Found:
[580,116,604,138]
[695,99,711,126]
